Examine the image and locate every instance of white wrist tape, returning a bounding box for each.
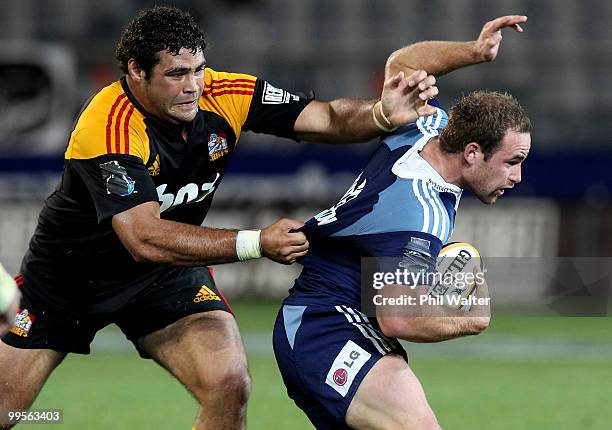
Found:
[236,230,263,261]
[0,264,18,314]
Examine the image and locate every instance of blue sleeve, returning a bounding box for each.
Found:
[381,100,448,151]
[352,231,443,286]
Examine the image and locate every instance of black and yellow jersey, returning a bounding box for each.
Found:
[21,68,311,309]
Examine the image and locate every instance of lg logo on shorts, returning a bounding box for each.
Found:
[333,368,348,386]
[325,341,371,397]
[157,173,221,213]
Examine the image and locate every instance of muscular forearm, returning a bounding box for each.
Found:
[406,316,489,343]
[296,98,379,144]
[377,284,490,342]
[386,15,527,78]
[114,214,239,266]
[386,41,482,78]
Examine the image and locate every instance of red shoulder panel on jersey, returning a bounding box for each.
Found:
[106,93,128,153]
[114,98,131,154]
[123,105,135,154]
[205,77,255,97]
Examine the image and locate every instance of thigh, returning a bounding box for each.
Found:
[139,310,248,394]
[346,354,440,430]
[0,340,66,410]
[273,304,406,429]
[115,266,234,357]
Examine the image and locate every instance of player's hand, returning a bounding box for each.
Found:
[0,289,20,337]
[475,15,527,62]
[260,218,309,265]
[469,267,491,323]
[379,69,438,127]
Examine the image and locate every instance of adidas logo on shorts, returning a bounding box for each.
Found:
[193,285,221,303]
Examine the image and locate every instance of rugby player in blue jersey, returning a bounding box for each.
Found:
[273,15,530,430]
[0,7,439,430]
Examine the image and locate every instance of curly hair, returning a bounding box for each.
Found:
[115,6,206,78]
[439,91,532,160]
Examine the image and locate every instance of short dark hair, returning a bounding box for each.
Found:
[439,91,532,160]
[115,6,206,78]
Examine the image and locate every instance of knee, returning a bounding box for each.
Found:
[217,365,252,406]
[402,413,441,430]
[382,410,440,430]
[192,361,251,407]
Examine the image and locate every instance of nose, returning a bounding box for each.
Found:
[183,74,201,94]
[509,164,522,184]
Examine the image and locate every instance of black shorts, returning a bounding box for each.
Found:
[1,266,232,357]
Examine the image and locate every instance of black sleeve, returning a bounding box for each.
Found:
[69,154,159,224]
[242,79,314,140]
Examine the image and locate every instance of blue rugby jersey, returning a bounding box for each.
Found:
[287,102,463,308]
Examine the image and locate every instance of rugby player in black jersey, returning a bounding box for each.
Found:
[0,6,437,429]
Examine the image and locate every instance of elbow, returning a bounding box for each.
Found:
[378,317,441,343]
[385,49,416,77]
[127,246,152,264]
[467,316,490,336]
[385,50,402,70]
[385,51,402,76]
[113,219,161,264]
[122,236,158,264]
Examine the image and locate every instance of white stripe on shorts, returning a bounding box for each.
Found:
[336,305,390,355]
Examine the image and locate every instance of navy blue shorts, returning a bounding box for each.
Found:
[273,303,407,429]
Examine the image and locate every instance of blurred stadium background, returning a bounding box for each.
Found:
[0,0,611,429]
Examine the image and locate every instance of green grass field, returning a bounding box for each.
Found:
[28,300,612,429]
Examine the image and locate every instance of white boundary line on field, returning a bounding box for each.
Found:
[90,330,612,362]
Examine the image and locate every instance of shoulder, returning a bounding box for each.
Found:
[199,68,258,140]
[66,81,148,161]
[201,68,257,109]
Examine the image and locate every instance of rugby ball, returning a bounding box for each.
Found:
[428,242,484,309]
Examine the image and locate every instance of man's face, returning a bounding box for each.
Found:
[140,48,205,125]
[465,130,531,205]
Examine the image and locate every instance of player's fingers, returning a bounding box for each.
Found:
[489,15,527,32]
[417,74,436,91]
[406,69,427,87]
[285,232,308,247]
[286,240,309,253]
[419,85,439,101]
[287,249,308,261]
[386,71,404,89]
[472,267,489,298]
[416,101,437,117]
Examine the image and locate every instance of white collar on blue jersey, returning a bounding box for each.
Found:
[391,130,463,199]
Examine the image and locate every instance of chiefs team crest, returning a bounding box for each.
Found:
[208,132,229,161]
[9,308,36,338]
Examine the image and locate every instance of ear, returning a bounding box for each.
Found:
[127,59,145,82]
[464,142,482,166]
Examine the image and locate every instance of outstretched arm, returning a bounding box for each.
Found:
[112,202,309,266]
[294,70,438,143]
[386,15,527,79]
